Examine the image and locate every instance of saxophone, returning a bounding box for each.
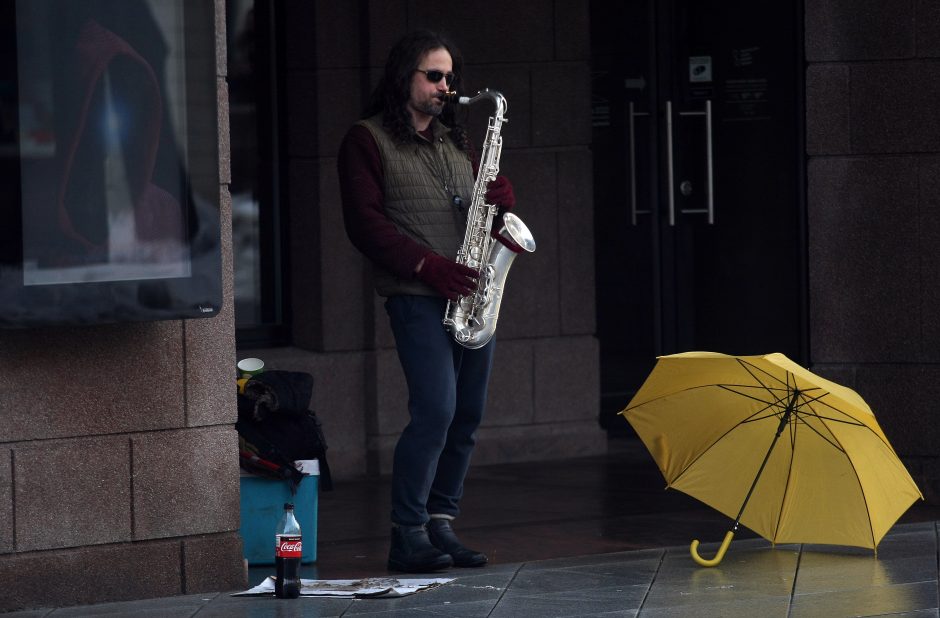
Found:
[443,89,536,349]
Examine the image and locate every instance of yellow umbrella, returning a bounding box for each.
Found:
[620,351,922,567]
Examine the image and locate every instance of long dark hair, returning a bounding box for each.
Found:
[364,29,469,150]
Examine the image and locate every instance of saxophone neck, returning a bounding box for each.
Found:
[455,89,507,118]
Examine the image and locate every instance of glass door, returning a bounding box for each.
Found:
[592,0,806,430]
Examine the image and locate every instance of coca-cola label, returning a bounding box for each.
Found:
[276,535,302,558]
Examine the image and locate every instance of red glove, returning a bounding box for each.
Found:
[416,253,479,301]
[485,175,515,213]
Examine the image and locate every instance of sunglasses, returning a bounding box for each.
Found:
[415,69,456,86]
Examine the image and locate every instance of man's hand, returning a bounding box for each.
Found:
[485,176,515,213]
[416,253,479,301]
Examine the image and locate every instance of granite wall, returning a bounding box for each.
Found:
[0,0,247,611]
[805,0,940,502]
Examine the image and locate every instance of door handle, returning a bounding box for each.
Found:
[666,100,675,226]
[668,100,714,226]
[629,102,651,226]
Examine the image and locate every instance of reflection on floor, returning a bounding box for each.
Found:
[292,437,940,581]
[31,436,939,616]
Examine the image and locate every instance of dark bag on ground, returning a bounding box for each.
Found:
[236,370,333,491]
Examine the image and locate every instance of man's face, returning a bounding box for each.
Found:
[408,47,453,124]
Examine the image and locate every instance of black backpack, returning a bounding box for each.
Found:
[236,370,332,491]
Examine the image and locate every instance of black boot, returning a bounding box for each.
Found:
[427,518,488,568]
[388,525,454,573]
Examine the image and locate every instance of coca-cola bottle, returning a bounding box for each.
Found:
[274,502,302,599]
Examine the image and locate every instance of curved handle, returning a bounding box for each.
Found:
[690,530,735,567]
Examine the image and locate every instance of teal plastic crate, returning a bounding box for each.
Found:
[239,461,318,565]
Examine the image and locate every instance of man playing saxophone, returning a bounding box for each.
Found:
[337,29,516,573]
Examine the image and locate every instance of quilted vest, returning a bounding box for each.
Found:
[358,114,475,297]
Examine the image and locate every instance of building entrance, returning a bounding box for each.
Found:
[591,0,806,429]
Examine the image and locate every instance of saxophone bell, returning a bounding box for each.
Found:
[442,90,536,349]
[495,212,536,254]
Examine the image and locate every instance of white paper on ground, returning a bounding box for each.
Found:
[232,576,455,598]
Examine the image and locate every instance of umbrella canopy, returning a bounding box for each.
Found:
[621,351,922,563]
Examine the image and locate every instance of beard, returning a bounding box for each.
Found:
[410,95,445,118]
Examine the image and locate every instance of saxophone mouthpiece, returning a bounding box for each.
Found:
[442,91,473,105]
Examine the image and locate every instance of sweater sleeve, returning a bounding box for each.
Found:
[337,124,432,278]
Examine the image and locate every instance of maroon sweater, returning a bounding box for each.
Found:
[338,123,478,279]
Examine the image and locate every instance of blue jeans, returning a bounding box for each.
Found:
[385,295,495,526]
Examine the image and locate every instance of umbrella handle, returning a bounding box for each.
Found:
[690,530,735,567]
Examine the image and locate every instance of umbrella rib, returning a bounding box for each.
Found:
[790,414,846,453]
[717,384,799,421]
[790,393,872,452]
[802,391,883,548]
[792,386,875,429]
[668,386,793,491]
[799,395,867,427]
[706,384,780,426]
[622,384,719,411]
[736,361,824,408]
[726,375,869,432]
[726,389,802,535]
[801,395,909,464]
[733,362,864,426]
[717,384,794,426]
[789,390,886,458]
[797,411,879,550]
[790,392,879,549]
[627,381,812,417]
[736,358,793,391]
[719,382,827,411]
[792,392,847,451]
[717,384,789,408]
[771,412,799,543]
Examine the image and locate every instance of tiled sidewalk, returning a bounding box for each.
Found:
[9,521,937,617]
[9,441,939,616]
